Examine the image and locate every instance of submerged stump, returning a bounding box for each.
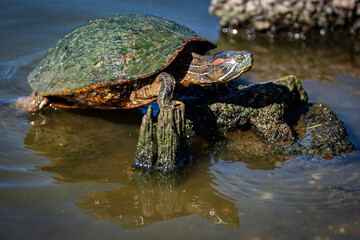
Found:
[156,103,189,171]
[133,106,155,168]
[133,103,189,172]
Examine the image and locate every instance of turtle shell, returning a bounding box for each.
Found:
[28,14,216,96]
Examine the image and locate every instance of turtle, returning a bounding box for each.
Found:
[20,14,253,112]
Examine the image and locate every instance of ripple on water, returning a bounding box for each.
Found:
[0,51,45,97]
[208,153,360,214]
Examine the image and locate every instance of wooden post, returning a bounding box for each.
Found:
[133,103,190,172]
[133,105,155,168]
[155,103,189,171]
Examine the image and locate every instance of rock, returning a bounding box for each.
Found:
[184,75,353,158]
[209,0,360,34]
[288,103,355,158]
[254,21,271,31]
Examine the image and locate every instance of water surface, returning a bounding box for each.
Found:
[1,1,360,239]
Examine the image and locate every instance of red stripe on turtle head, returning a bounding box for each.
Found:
[209,58,229,66]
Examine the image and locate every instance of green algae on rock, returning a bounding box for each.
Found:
[287,103,355,159]
[185,75,353,159]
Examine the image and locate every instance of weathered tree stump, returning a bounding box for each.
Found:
[155,103,189,171]
[133,103,190,172]
[133,105,155,168]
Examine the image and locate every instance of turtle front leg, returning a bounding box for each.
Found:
[133,72,190,171]
[156,72,176,109]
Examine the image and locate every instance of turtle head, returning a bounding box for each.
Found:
[209,50,253,83]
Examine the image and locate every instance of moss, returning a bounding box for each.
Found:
[296,103,355,158]
[186,75,353,159]
[156,104,189,171]
[134,104,190,172]
[133,106,155,168]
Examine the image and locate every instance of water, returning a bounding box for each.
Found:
[1,1,360,239]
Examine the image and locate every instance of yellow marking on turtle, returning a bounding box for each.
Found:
[104,93,114,100]
[179,79,196,86]
[236,61,252,72]
[307,123,324,129]
[187,70,208,76]
[175,100,184,105]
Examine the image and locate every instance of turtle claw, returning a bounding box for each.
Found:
[156,72,176,109]
[174,100,185,106]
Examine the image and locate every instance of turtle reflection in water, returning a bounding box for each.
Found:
[18,14,253,169]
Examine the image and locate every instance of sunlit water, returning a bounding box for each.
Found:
[1,1,360,239]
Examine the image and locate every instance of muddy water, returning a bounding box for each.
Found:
[1,1,360,239]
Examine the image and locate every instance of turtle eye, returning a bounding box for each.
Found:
[235,55,244,62]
